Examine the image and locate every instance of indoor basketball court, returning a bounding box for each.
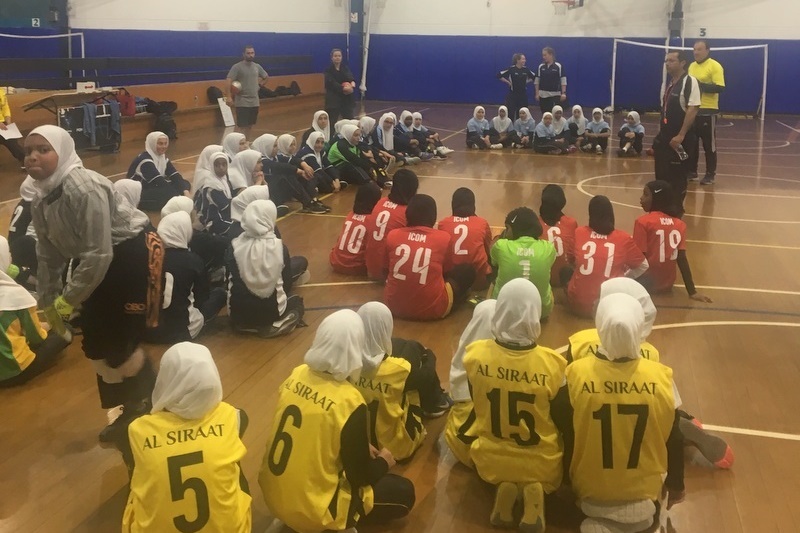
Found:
[1,1,799,532]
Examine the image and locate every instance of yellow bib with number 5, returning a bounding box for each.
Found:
[123,402,251,533]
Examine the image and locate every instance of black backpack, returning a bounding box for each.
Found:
[207,86,224,104]
[154,114,177,139]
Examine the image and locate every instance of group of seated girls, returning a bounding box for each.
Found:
[117,297,460,532]
[327,172,711,324]
[467,105,646,157]
[443,275,732,531]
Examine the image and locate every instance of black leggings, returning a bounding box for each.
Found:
[447,264,477,307]
[336,162,371,185]
[355,474,415,527]
[265,173,314,207]
[391,338,446,413]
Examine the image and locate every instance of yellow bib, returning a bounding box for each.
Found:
[350,356,425,461]
[444,400,477,468]
[566,357,676,501]
[122,402,251,533]
[259,365,374,533]
[569,328,660,363]
[463,339,567,490]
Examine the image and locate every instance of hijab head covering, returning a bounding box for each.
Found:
[113,179,142,208]
[251,134,277,159]
[450,299,496,401]
[0,236,36,312]
[196,152,232,197]
[452,187,476,217]
[277,134,296,156]
[552,105,563,117]
[145,131,169,175]
[151,342,223,420]
[228,149,263,190]
[627,110,641,126]
[519,107,531,121]
[232,199,283,298]
[595,293,645,361]
[540,184,567,226]
[340,124,360,147]
[304,309,365,382]
[600,277,657,342]
[570,105,587,135]
[27,125,84,194]
[357,302,393,373]
[589,195,615,235]
[160,195,194,218]
[306,131,325,167]
[572,105,584,120]
[377,113,395,150]
[406,194,437,228]
[222,132,246,160]
[644,180,679,217]
[231,184,270,222]
[551,105,566,134]
[492,105,512,132]
[505,206,542,238]
[541,111,553,124]
[388,169,419,205]
[312,110,331,141]
[399,110,413,132]
[592,107,605,123]
[359,116,377,136]
[353,182,382,215]
[473,106,485,120]
[192,144,224,194]
[19,176,38,202]
[492,278,542,346]
[411,112,423,131]
[157,211,193,249]
[334,119,350,135]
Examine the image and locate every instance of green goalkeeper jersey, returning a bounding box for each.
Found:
[490,236,556,317]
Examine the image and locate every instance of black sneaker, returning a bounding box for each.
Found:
[424,393,454,418]
[687,172,699,182]
[314,200,332,212]
[303,203,328,214]
[700,174,715,185]
[338,181,349,191]
[259,309,302,338]
[276,204,290,218]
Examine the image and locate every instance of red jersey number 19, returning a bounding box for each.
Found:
[656,229,680,263]
[579,241,616,277]
[393,244,432,285]
[338,220,367,254]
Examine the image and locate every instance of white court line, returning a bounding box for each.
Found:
[581,182,800,200]
[675,284,800,297]
[776,120,800,134]
[687,239,800,251]
[297,280,375,288]
[559,320,800,442]
[577,173,800,224]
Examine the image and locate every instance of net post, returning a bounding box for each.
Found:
[610,39,618,115]
[760,44,768,121]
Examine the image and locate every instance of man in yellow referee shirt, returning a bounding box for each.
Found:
[0,89,26,169]
[688,40,725,185]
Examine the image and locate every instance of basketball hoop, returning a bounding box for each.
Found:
[552,0,573,15]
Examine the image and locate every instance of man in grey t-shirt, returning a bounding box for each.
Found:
[226,44,268,137]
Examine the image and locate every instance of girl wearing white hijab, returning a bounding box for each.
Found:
[395,110,427,159]
[122,342,251,533]
[151,212,227,343]
[113,179,142,209]
[618,110,646,156]
[566,104,589,149]
[411,111,454,156]
[512,107,536,148]
[358,115,396,178]
[328,123,374,186]
[551,105,568,138]
[467,106,501,149]
[126,131,191,211]
[191,144,223,194]
[227,148,265,192]
[564,293,685,532]
[7,176,40,289]
[0,236,70,387]
[260,309,415,533]
[490,105,515,147]
[584,107,611,154]
[222,131,248,161]
[297,131,346,194]
[25,125,161,441]
[227,200,304,337]
[375,112,420,167]
[462,278,569,531]
[193,151,234,237]
[276,133,332,213]
[301,109,331,146]
[444,299,496,467]
[533,112,569,155]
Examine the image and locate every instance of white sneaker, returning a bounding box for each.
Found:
[441,146,455,154]
[436,146,447,156]
[294,270,311,286]
[595,145,603,154]
[490,143,503,150]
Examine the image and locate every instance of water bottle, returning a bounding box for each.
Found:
[675,144,689,161]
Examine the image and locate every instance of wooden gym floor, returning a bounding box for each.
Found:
[1,97,800,533]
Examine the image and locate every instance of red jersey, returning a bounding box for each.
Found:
[330,211,370,276]
[364,198,408,280]
[633,211,687,292]
[567,227,646,317]
[437,215,493,276]
[384,226,453,320]
[539,214,578,286]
